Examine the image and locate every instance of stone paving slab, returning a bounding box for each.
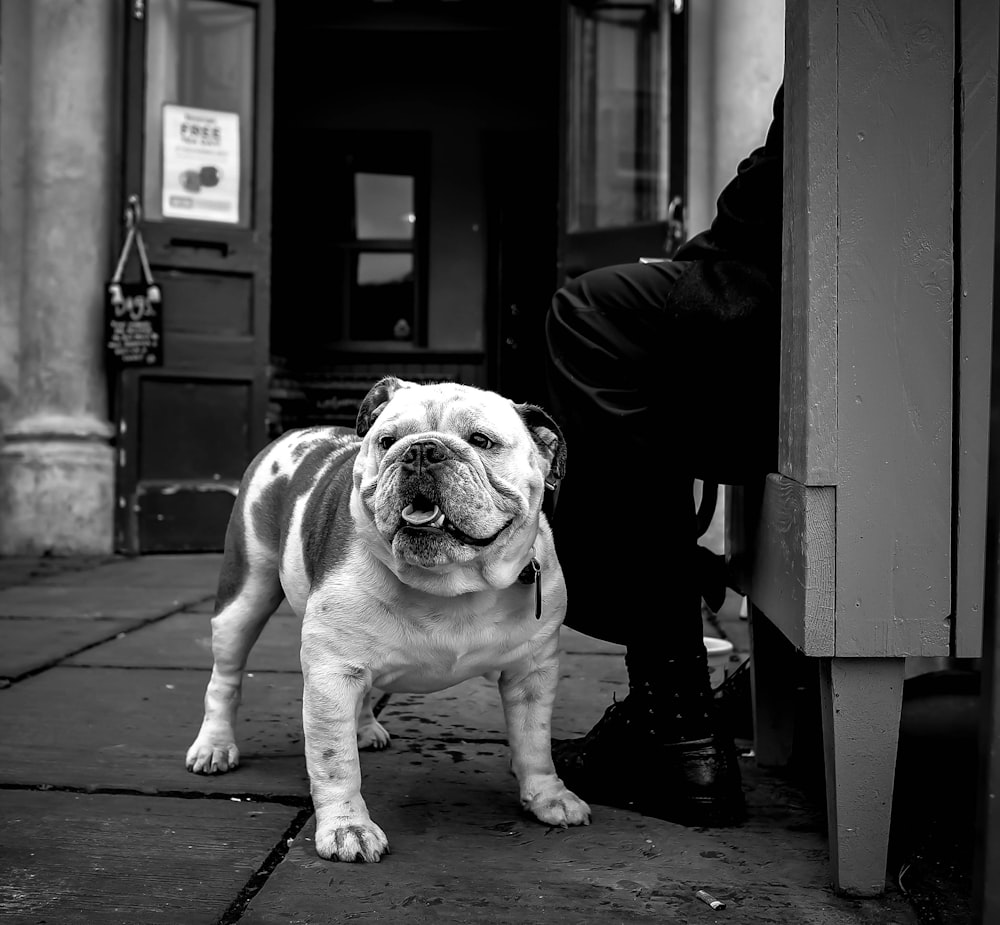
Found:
[241,742,916,925]
[0,584,211,619]
[558,627,627,655]
[2,647,621,800]
[0,789,300,925]
[0,616,138,680]
[27,553,224,589]
[65,610,302,672]
[184,596,298,617]
[0,667,308,798]
[0,555,119,590]
[378,651,627,743]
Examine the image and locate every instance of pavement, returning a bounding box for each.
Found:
[0,553,980,924]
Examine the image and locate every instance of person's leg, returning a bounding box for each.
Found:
[544,258,777,825]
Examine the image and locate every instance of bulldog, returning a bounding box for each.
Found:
[185,377,590,862]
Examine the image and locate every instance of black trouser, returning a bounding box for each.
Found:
[544,259,779,650]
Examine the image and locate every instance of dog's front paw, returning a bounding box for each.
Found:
[315,818,390,863]
[357,717,390,751]
[185,733,239,774]
[521,776,591,827]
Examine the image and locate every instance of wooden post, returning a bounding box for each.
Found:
[819,657,905,895]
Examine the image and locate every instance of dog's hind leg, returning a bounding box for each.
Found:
[187,490,284,774]
[356,687,390,750]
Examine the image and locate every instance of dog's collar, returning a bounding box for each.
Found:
[517,555,542,620]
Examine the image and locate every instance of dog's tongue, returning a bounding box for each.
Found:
[401,503,446,527]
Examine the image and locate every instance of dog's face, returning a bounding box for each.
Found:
[351,377,565,591]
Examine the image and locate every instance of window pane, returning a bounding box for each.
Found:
[568,1,668,231]
[350,253,414,342]
[143,0,256,226]
[355,173,415,240]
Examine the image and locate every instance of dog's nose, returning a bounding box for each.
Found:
[401,438,449,471]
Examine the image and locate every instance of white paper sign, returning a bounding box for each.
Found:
[161,104,240,224]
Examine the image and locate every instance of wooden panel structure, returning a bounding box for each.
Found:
[954,0,999,657]
[748,475,835,656]
[834,0,953,658]
[973,48,1000,922]
[734,0,998,897]
[778,0,839,485]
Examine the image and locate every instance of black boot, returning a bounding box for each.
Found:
[552,650,746,827]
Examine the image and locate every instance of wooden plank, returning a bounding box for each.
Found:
[748,474,835,657]
[819,656,905,896]
[973,60,1000,923]
[161,332,257,370]
[954,0,999,658]
[779,0,839,485]
[139,378,251,480]
[137,485,236,554]
[834,0,953,658]
[0,667,309,797]
[160,270,253,336]
[0,790,298,925]
[0,616,137,680]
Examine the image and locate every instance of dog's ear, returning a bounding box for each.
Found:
[357,376,406,437]
[515,403,567,489]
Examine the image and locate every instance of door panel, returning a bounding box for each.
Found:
[115,0,274,553]
[135,375,249,553]
[159,272,254,336]
[560,0,687,279]
[139,379,251,480]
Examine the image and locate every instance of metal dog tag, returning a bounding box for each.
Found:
[517,557,542,619]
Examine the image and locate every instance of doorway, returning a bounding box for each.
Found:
[269,2,563,430]
[112,0,684,553]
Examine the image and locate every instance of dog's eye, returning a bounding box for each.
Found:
[378,434,395,450]
[468,432,494,449]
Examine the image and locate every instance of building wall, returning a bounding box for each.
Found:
[0,0,30,435]
[0,0,117,555]
[0,1,782,556]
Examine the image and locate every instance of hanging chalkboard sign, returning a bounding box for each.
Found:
[105,196,164,369]
[105,281,163,367]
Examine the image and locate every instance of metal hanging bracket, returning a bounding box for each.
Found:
[109,195,160,304]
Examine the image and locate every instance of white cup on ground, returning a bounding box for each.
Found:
[704,636,735,689]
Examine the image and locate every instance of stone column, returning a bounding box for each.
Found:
[686,0,785,238]
[0,0,117,554]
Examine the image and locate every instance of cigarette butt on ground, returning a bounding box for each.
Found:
[695,889,727,910]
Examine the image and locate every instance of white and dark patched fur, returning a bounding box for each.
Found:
[185,376,590,862]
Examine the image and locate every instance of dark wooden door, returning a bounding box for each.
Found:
[115,0,274,553]
[559,0,688,279]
